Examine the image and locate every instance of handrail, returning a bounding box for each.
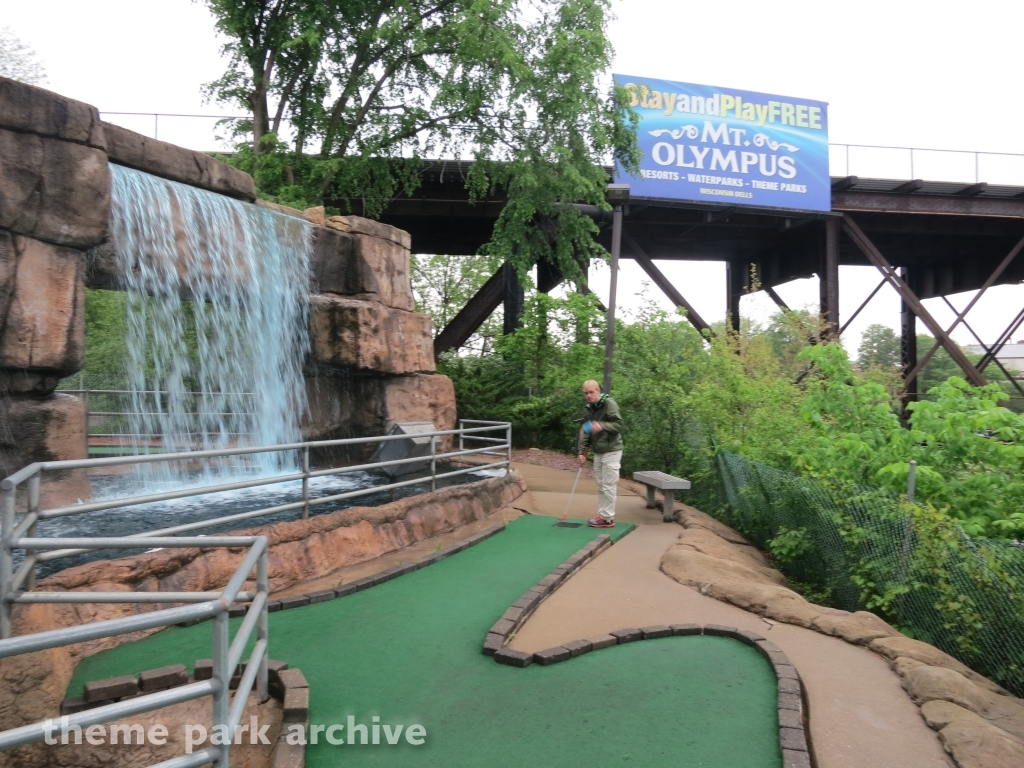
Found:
[0,534,269,767]
[1,421,512,632]
[0,418,513,765]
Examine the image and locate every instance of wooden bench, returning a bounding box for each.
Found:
[633,471,691,522]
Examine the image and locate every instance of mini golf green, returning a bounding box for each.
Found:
[70,516,781,767]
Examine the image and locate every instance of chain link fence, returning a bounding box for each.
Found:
[707,449,1024,697]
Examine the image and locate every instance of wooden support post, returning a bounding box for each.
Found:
[821,219,840,339]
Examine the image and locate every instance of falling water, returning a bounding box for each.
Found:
[108,164,312,487]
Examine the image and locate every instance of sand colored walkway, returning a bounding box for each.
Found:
[507,462,953,768]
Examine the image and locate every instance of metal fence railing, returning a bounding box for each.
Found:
[95,112,1024,188]
[0,419,511,764]
[829,142,1024,186]
[0,534,268,767]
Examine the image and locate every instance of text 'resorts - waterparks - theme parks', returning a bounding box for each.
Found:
[614,75,830,212]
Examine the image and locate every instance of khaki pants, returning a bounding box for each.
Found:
[593,449,622,522]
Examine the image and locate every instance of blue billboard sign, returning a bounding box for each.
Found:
[613,75,830,212]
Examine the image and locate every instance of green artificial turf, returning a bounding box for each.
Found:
[69,516,780,768]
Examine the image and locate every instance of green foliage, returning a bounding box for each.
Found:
[767,526,813,563]
[857,323,900,370]
[411,253,503,353]
[204,0,639,281]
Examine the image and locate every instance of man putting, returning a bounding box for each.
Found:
[578,379,624,528]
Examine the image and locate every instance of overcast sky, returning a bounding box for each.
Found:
[5,0,1024,354]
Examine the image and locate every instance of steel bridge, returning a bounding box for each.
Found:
[333,155,1024,400]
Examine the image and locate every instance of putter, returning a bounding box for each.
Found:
[559,466,583,521]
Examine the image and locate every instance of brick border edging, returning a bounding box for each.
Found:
[483,561,815,768]
[61,659,308,768]
[481,533,614,656]
[60,524,507,767]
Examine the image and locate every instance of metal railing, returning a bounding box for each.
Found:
[56,383,260,454]
[0,534,269,767]
[0,420,511,635]
[830,142,1024,185]
[96,111,1024,187]
[0,419,512,765]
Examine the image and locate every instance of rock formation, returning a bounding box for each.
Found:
[0,75,457,489]
[660,502,1024,768]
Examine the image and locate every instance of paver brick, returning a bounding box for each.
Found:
[307,589,336,604]
[333,584,358,598]
[775,664,799,681]
[493,648,533,668]
[587,634,618,650]
[501,607,525,623]
[271,741,306,768]
[194,660,213,680]
[139,664,188,692]
[482,633,505,656]
[703,624,742,639]
[640,625,672,639]
[778,708,802,729]
[228,604,247,618]
[277,668,309,690]
[609,628,642,643]
[350,577,375,591]
[60,696,87,716]
[266,600,283,613]
[84,675,138,703]
[778,677,801,695]
[278,595,310,610]
[563,639,593,657]
[283,687,309,722]
[736,629,767,645]
[778,693,802,712]
[779,726,807,752]
[670,624,703,636]
[267,659,289,682]
[490,619,516,636]
[782,749,812,768]
[533,647,571,665]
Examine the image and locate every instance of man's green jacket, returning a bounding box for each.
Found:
[580,395,624,454]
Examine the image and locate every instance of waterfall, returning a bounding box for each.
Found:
[108,164,312,486]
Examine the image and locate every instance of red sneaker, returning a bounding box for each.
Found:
[587,517,615,528]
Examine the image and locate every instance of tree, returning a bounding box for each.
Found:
[0,27,47,85]
[204,0,639,282]
[857,324,901,370]
[411,253,503,354]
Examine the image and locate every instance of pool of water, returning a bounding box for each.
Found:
[24,462,502,579]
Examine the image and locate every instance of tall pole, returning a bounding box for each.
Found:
[603,204,623,393]
[900,267,917,419]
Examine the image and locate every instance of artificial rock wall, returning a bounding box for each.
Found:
[0,76,455,487]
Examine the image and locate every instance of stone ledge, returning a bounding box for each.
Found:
[103,122,256,201]
[0,77,106,149]
[660,504,1024,768]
